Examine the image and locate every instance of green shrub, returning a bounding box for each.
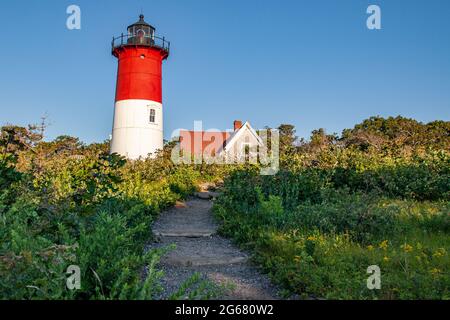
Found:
[291,189,398,243]
[0,144,224,299]
[214,163,449,299]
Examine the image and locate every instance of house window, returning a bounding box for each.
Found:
[149,109,156,123]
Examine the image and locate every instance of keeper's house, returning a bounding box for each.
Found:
[179,120,265,160]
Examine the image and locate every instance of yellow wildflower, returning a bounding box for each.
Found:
[379,240,389,250]
[367,245,374,251]
[433,248,446,258]
[383,256,390,262]
[430,268,441,277]
[307,236,316,241]
[401,243,413,253]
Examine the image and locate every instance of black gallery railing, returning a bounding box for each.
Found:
[112,33,170,53]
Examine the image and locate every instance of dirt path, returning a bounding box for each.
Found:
[147,194,279,300]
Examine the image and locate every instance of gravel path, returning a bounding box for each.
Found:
[147,196,280,300]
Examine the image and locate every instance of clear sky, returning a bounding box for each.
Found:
[0,0,449,143]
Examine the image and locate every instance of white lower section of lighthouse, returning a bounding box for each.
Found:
[110,99,163,160]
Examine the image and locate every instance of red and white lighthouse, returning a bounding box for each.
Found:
[110,14,170,159]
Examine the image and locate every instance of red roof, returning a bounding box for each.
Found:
[179,130,232,156]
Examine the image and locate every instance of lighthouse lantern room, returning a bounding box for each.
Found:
[110,14,170,159]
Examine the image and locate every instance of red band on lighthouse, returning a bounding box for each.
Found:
[113,47,168,103]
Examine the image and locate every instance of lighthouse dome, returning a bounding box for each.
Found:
[128,14,155,30]
[127,14,155,45]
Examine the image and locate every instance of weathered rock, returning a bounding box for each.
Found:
[154,230,215,238]
[159,236,248,267]
[152,199,217,237]
[199,182,216,192]
[194,191,213,200]
[208,191,221,198]
[194,191,221,200]
[174,201,187,208]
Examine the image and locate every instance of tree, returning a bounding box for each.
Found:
[341,116,450,151]
[277,124,296,155]
[51,135,83,154]
[309,128,338,151]
[0,125,43,155]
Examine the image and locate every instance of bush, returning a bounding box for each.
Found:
[332,153,449,201]
[0,143,221,299]
[291,189,398,243]
[214,160,449,299]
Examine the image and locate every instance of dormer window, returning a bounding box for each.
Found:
[149,109,156,123]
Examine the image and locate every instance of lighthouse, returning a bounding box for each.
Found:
[110,15,170,159]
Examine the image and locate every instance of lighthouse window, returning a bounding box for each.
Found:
[137,29,145,37]
[149,109,156,123]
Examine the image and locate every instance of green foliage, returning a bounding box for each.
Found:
[75,212,180,300]
[341,116,450,151]
[1,116,448,300]
[278,190,396,243]
[0,136,222,299]
[0,124,43,155]
[277,124,297,156]
[168,272,225,300]
[0,154,21,188]
[213,117,449,299]
[331,151,449,201]
[167,167,202,198]
[215,187,449,299]
[0,154,22,205]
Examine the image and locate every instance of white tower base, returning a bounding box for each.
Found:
[111,99,163,160]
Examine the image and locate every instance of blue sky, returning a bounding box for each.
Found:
[0,0,449,143]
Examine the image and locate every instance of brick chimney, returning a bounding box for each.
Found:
[233,120,243,131]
